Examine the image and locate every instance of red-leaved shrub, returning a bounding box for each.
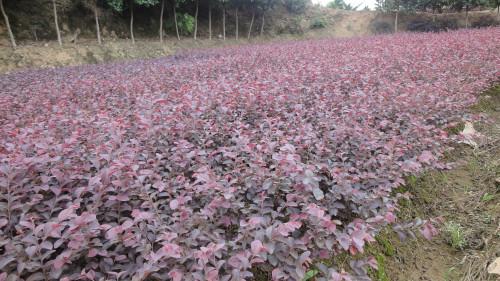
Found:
[0,28,499,281]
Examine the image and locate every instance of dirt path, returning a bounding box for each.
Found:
[374,85,500,281]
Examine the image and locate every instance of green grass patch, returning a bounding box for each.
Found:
[374,254,390,281]
[375,231,396,257]
[445,122,465,136]
[443,221,466,250]
[303,269,319,281]
[471,84,500,113]
[481,192,495,202]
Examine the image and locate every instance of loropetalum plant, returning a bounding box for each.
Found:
[0,28,499,281]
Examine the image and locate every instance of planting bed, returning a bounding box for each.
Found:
[0,28,499,281]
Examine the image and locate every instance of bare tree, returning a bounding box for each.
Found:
[128,0,161,44]
[497,0,500,20]
[193,0,198,40]
[173,0,180,40]
[208,1,212,40]
[93,1,102,44]
[160,0,165,42]
[465,3,469,28]
[235,6,238,39]
[497,0,500,21]
[95,12,101,44]
[81,0,102,44]
[260,13,264,36]
[394,0,399,32]
[1,0,16,48]
[222,1,226,40]
[248,8,255,39]
[130,0,135,43]
[52,0,62,45]
[259,0,273,36]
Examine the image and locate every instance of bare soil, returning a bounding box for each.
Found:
[0,38,245,74]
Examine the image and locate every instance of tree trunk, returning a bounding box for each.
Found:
[94,5,102,45]
[235,7,238,40]
[208,3,212,40]
[130,0,135,43]
[173,0,180,40]
[394,10,398,32]
[194,0,198,40]
[465,5,469,28]
[223,6,226,40]
[0,0,16,48]
[160,0,165,42]
[260,13,265,36]
[247,10,254,40]
[52,0,62,46]
[32,26,38,41]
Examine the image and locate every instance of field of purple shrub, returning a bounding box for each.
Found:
[0,28,499,281]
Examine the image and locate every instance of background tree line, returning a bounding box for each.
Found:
[376,0,499,31]
[1,0,307,48]
[1,0,498,49]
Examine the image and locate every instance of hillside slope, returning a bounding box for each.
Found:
[0,6,498,73]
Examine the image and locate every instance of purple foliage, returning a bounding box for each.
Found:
[0,28,499,281]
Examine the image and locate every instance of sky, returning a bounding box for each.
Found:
[311,0,377,10]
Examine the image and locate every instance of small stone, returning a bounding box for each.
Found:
[488,257,500,275]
